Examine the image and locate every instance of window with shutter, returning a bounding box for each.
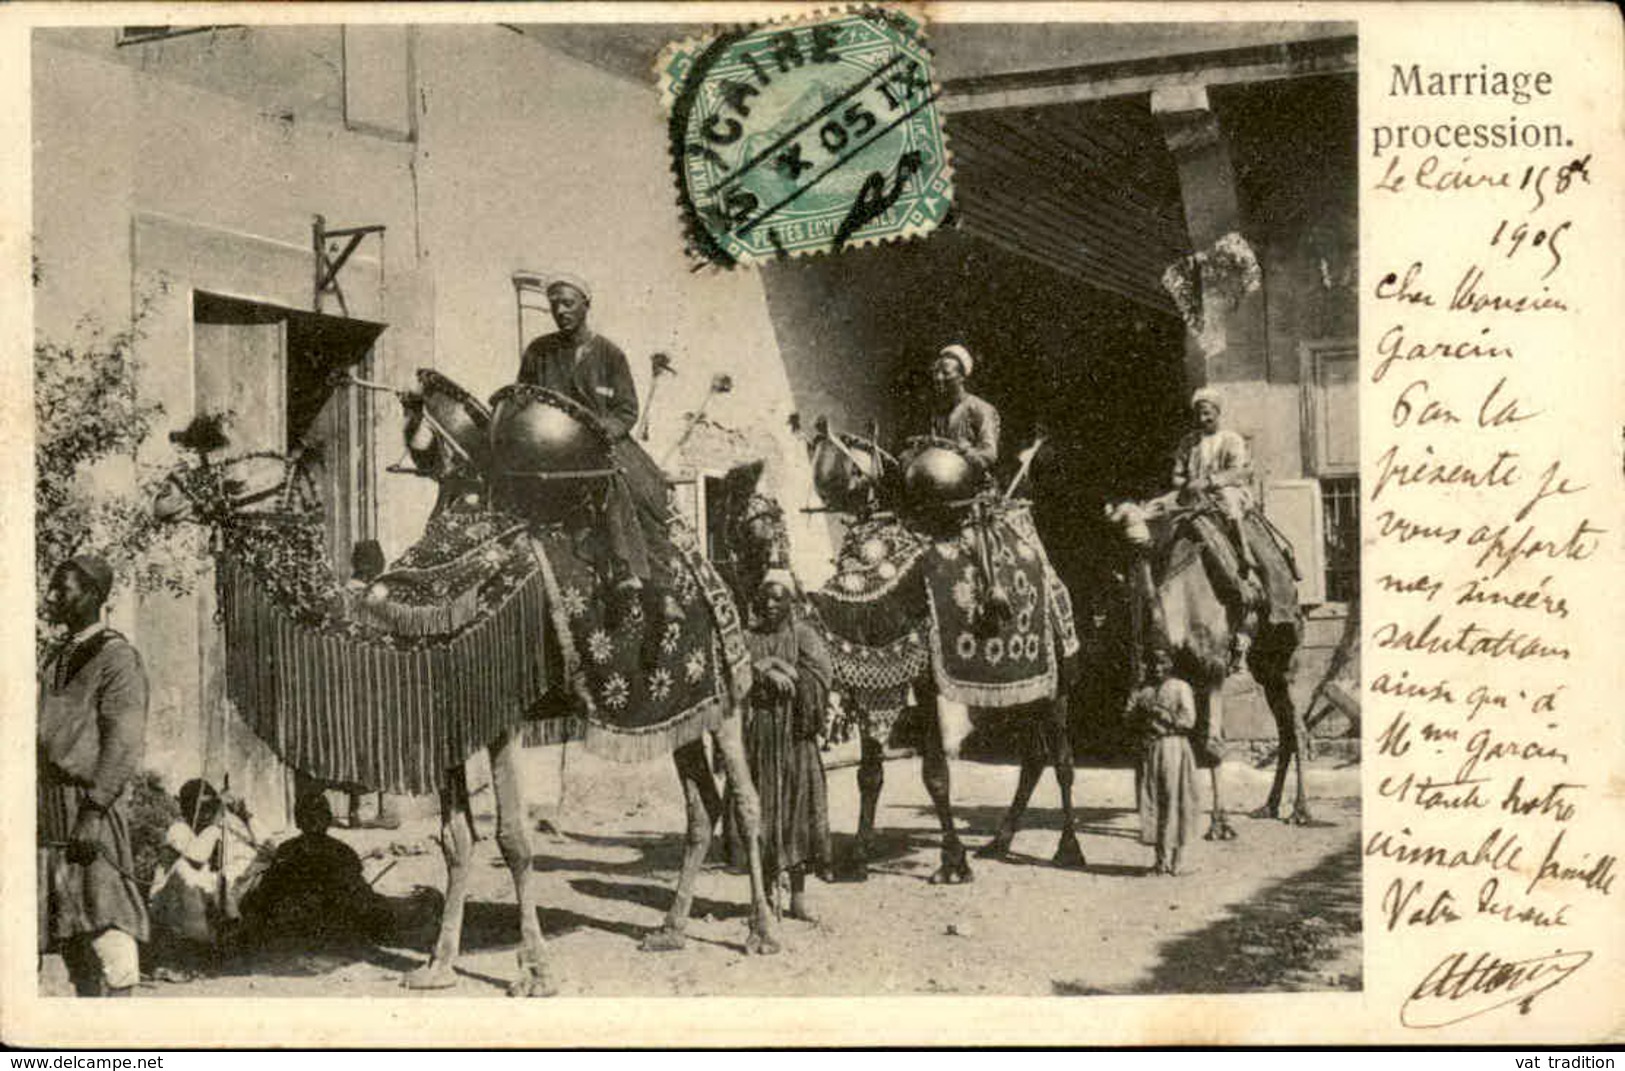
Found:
[1298,338,1359,607]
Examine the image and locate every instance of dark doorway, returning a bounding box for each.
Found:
[193,292,386,572]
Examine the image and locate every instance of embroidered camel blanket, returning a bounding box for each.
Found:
[218,507,749,793]
[811,503,1079,713]
[524,515,751,762]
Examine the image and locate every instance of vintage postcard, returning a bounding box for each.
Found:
[0,0,1619,1049]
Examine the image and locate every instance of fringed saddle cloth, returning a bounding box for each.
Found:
[921,503,1079,707]
[220,505,752,792]
[813,503,1079,727]
[810,517,933,740]
[219,507,553,796]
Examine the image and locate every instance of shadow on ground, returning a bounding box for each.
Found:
[1053,839,1363,995]
[163,888,442,985]
[902,802,1142,844]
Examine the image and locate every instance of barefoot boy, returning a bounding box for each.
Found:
[1128,649,1200,875]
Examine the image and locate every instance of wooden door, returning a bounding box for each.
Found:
[193,316,296,830]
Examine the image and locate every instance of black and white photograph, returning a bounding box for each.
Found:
[27,11,1366,1012]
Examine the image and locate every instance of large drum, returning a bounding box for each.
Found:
[407,368,492,476]
[811,432,896,515]
[488,384,617,524]
[899,436,981,519]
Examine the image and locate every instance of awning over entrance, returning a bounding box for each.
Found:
[194,292,386,446]
[942,33,1356,314]
[946,98,1189,311]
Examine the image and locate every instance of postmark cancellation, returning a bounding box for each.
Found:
[659,6,953,267]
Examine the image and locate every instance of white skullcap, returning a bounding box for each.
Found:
[938,343,973,377]
[1191,386,1222,411]
[760,568,796,592]
[545,273,592,303]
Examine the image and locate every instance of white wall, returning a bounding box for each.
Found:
[33,26,836,818]
[412,26,833,580]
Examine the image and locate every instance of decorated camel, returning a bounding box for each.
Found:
[1105,497,1310,834]
[154,374,781,998]
[731,424,1088,885]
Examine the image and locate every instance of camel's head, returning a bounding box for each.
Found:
[720,462,784,548]
[152,470,198,524]
[401,393,450,477]
[712,460,793,604]
[1105,500,1154,549]
[399,370,493,486]
[155,451,319,527]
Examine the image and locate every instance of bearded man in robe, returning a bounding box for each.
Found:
[38,555,150,997]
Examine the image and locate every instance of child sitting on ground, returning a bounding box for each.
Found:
[238,791,390,951]
[1127,648,1200,876]
[147,779,267,978]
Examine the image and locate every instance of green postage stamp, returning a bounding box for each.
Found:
[659,7,953,267]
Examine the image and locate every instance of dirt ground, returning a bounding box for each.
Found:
[112,744,1360,999]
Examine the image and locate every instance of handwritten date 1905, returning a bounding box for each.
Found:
[1489,217,1570,279]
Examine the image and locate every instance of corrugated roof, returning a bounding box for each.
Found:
[946,97,1188,311]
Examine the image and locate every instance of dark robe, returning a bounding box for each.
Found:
[929,391,1001,473]
[239,832,388,949]
[741,616,833,878]
[518,331,672,584]
[37,626,151,951]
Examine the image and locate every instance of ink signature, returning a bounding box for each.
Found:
[1400,948,1591,1028]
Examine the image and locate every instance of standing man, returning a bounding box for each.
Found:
[928,343,1001,478]
[517,274,681,624]
[38,555,150,996]
[738,569,834,921]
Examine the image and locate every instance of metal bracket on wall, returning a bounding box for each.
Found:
[313,214,386,315]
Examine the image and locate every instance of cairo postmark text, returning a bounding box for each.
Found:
[660,7,953,267]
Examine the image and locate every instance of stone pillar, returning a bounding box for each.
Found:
[1150,84,1267,390]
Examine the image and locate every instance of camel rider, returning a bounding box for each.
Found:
[1172,386,1261,669]
[517,275,682,625]
[1173,386,1260,575]
[928,343,1000,479]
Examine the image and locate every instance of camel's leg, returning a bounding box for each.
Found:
[1204,689,1238,840]
[976,718,1044,861]
[851,733,885,880]
[404,767,474,989]
[923,695,972,885]
[640,739,722,952]
[490,729,556,997]
[710,716,781,955]
[1259,653,1314,825]
[1048,694,1086,868]
[1261,749,1287,818]
[1259,678,1289,818]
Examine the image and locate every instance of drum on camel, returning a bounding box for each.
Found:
[899,436,981,526]
[488,384,617,524]
[408,368,493,476]
[811,433,895,515]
